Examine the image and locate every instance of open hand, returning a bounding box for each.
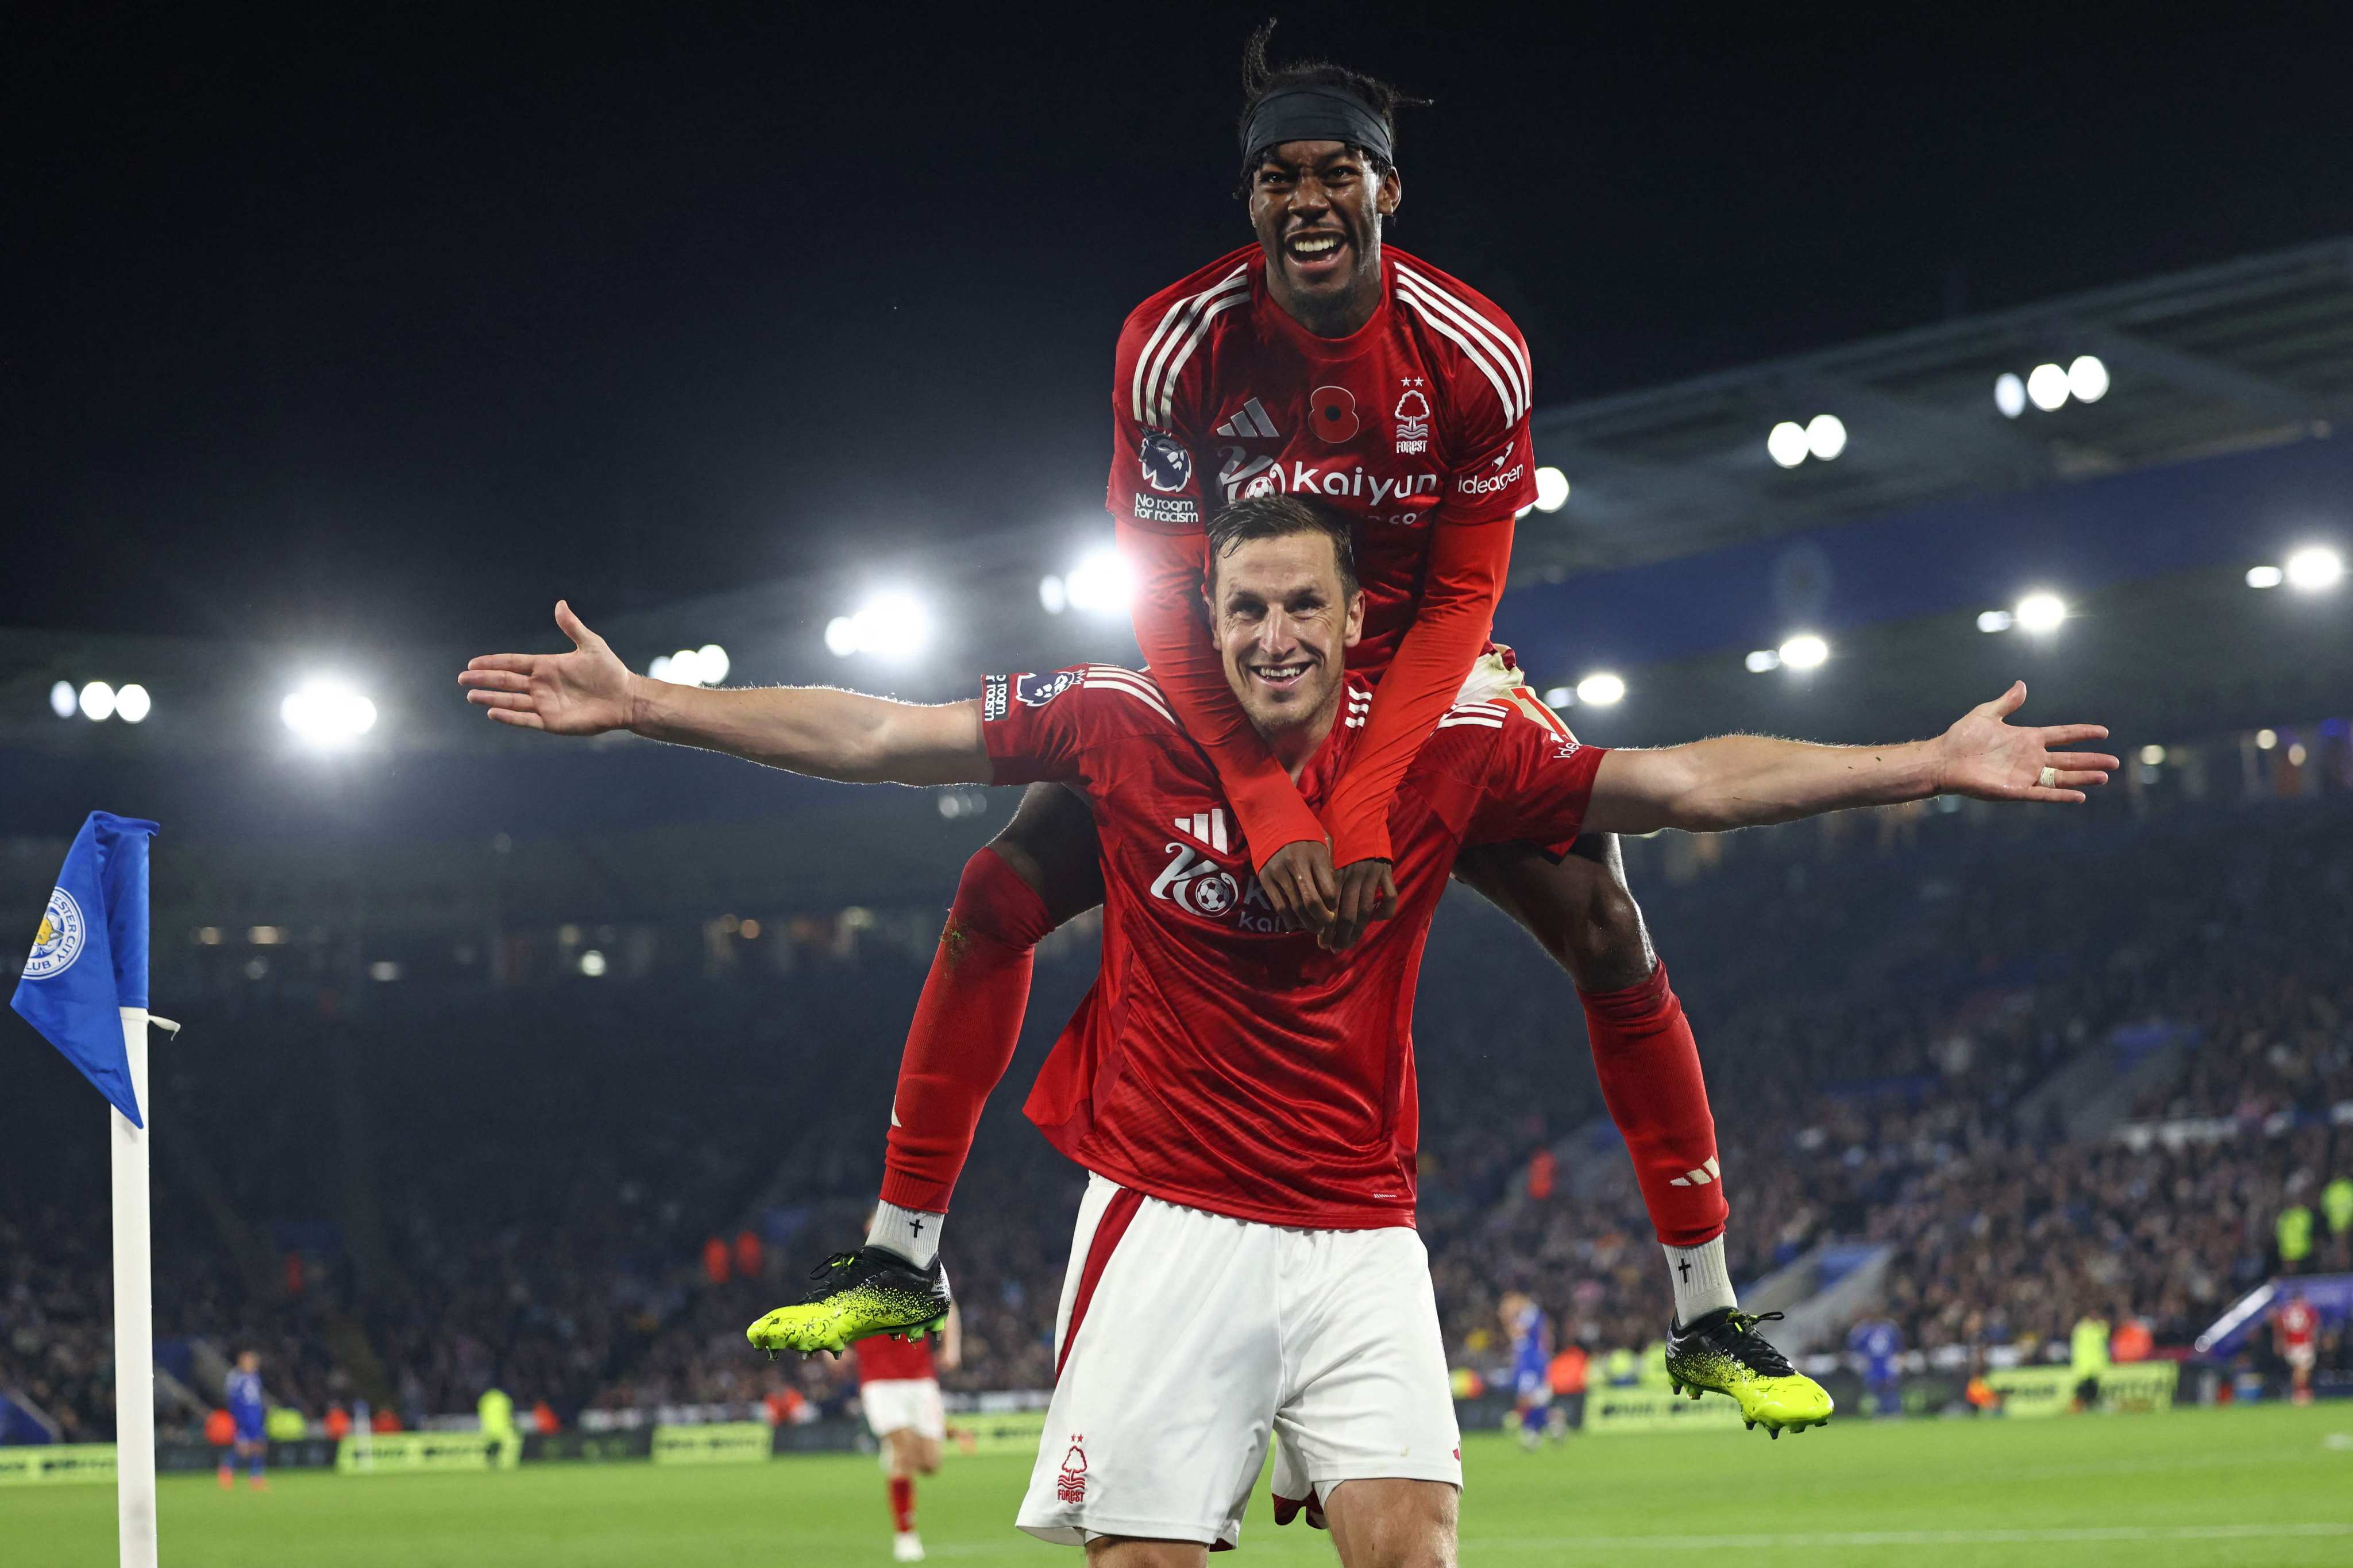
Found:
[457,601,636,736]
[1933,682,2117,802]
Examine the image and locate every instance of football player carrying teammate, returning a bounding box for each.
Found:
[783,19,1824,1434]
[460,499,2113,1557]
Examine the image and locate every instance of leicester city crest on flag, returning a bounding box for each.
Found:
[25,887,87,980]
[11,812,157,1126]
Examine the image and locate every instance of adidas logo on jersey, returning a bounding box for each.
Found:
[1214,397,1280,440]
[1173,808,1233,854]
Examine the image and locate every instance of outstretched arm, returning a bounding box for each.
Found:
[458,601,989,786]
[1584,682,2116,836]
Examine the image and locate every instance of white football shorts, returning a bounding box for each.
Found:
[1015,1174,1460,1550]
[861,1378,946,1442]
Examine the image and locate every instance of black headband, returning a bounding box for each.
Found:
[1240,84,1393,171]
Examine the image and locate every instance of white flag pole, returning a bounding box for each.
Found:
[111,1005,157,1568]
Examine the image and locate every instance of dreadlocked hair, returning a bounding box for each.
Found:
[1238,17,1430,181]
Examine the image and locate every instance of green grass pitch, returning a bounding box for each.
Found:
[6,1405,2350,1566]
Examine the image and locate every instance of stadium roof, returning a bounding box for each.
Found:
[1519,237,2353,581]
[5,240,2350,768]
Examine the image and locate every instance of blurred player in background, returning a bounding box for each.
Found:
[203,1406,236,1486]
[1548,1335,1591,1432]
[1499,1292,1561,1449]
[221,1349,267,1491]
[2273,1287,2319,1406]
[797,13,1827,1442]
[461,497,2114,1556]
[1847,1314,1903,1418]
[857,1279,963,1562]
[2069,1311,2110,1413]
[478,1384,520,1469]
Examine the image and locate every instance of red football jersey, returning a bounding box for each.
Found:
[983,665,1604,1230]
[1108,244,1537,871]
[1110,242,1535,667]
[855,1331,936,1384]
[2276,1299,2318,1347]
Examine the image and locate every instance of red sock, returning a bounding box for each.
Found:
[880,848,1058,1213]
[1580,961,1726,1248]
[889,1474,916,1534]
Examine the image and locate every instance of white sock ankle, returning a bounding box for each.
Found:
[867,1202,942,1268]
[1664,1237,1737,1323]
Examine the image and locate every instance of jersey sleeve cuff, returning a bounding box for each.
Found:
[1329,819,1395,868]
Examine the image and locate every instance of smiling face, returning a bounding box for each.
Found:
[1208,528,1364,753]
[1248,139,1399,337]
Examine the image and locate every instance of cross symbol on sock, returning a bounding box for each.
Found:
[909,1217,926,1239]
[1676,1257,1692,1283]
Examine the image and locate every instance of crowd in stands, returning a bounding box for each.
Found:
[1440,794,2353,1381]
[5,792,2350,1442]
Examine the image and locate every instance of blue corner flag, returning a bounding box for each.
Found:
[11,812,157,1128]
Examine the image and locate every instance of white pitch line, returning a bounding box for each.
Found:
[1467,1521,2353,1551]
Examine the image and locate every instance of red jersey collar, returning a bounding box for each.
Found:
[1251,246,1395,360]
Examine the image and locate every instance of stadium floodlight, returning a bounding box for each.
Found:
[2285,545,2343,592]
[49,679,76,718]
[1533,466,1571,512]
[1575,672,1625,706]
[1804,414,1847,462]
[1993,373,2027,419]
[1777,634,1829,670]
[2289,741,2308,766]
[281,679,378,746]
[2245,565,2284,589]
[826,592,933,661]
[650,645,730,686]
[2139,744,2166,767]
[1745,649,1781,673]
[1541,686,1574,709]
[1037,575,1069,614]
[78,681,116,721]
[2026,364,2070,412]
[1976,609,2015,633]
[579,949,608,978]
[114,683,151,724]
[2067,354,2110,403]
[2014,592,2067,634]
[1766,421,1810,469]
[2255,728,2278,750]
[1062,547,1132,617]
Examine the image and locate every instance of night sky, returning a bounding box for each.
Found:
[10,6,2350,646]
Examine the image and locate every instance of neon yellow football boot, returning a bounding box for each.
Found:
[1665,1308,1834,1437]
[746,1246,950,1358]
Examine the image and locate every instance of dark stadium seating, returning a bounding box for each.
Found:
[5,790,2349,1438]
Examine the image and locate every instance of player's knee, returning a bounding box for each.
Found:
[981,785,1104,928]
[1562,882,1648,983]
[1360,1511,1458,1568]
[1466,841,1654,991]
